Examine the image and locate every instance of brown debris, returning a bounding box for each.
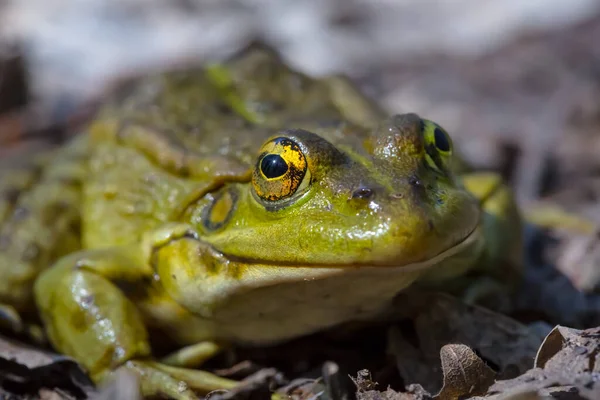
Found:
[206,368,285,400]
[479,327,600,399]
[353,326,600,399]
[0,334,95,399]
[353,370,432,400]
[388,291,543,394]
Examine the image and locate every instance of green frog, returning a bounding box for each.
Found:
[0,46,521,399]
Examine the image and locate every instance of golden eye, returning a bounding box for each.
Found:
[252,137,311,203]
[421,119,453,174]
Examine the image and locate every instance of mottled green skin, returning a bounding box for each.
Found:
[0,47,521,398]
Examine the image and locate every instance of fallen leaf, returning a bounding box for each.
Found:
[435,344,496,400]
[388,291,542,393]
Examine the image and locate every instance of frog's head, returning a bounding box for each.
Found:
[197,113,480,269]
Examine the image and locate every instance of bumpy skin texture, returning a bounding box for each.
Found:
[0,46,521,398]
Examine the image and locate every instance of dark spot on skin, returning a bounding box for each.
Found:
[318,119,343,128]
[95,345,118,372]
[21,243,40,263]
[3,188,20,204]
[241,119,254,129]
[12,207,29,221]
[254,101,284,113]
[203,258,221,276]
[42,202,71,225]
[214,102,233,115]
[171,274,176,280]
[0,235,11,251]
[434,127,451,151]
[408,176,421,186]
[54,200,72,212]
[352,187,374,200]
[48,177,80,187]
[178,163,191,178]
[70,308,89,333]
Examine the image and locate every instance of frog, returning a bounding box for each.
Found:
[0,45,522,399]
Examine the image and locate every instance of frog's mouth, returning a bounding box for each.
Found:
[219,224,481,271]
[376,224,482,272]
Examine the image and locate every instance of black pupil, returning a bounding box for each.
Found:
[260,154,288,179]
[434,127,451,152]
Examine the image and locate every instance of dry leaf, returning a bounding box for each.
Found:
[435,344,496,400]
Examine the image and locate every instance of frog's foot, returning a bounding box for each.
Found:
[117,360,237,399]
[0,304,45,344]
[461,276,512,313]
[524,203,596,235]
[161,341,225,369]
[33,246,242,399]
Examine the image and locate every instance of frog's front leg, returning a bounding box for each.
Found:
[33,226,237,399]
[461,172,522,273]
[458,172,523,310]
[420,172,523,310]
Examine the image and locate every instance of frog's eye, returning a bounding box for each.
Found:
[421,119,453,174]
[252,137,311,203]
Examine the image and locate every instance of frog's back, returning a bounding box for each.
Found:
[0,135,88,310]
[84,46,385,248]
[93,46,384,167]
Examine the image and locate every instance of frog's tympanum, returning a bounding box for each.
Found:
[0,47,522,398]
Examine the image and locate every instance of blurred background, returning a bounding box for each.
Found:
[2,0,600,208]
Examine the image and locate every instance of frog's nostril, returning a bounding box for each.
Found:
[352,187,374,200]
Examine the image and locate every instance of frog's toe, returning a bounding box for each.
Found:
[524,203,596,235]
[461,277,512,313]
[123,360,238,399]
[161,341,225,369]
